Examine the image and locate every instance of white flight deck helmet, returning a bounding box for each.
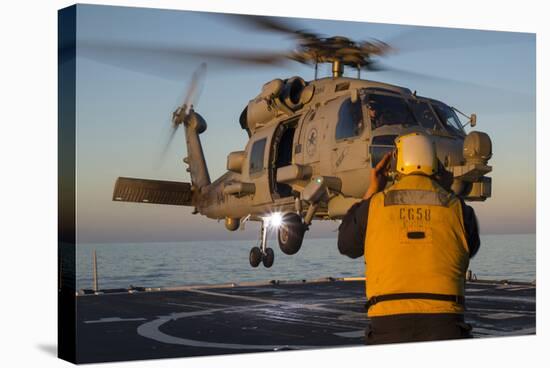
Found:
[395,132,438,176]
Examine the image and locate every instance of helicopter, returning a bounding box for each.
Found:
[109,14,493,268]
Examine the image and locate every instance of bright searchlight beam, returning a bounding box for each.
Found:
[268,212,283,228]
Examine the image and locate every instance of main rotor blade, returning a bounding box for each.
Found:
[385,26,533,54]
[222,13,320,40]
[78,39,290,80]
[367,62,534,114]
[373,63,523,94]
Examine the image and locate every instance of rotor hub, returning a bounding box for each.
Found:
[292,35,390,77]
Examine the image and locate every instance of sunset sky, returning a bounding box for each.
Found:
[72,4,536,243]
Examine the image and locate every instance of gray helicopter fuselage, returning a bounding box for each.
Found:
[108,18,494,267]
[194,76,484,223]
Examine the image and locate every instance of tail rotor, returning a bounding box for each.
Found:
[158,63,207,165]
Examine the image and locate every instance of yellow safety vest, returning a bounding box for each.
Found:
[365,174,470,317]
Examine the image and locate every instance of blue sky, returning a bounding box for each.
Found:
[72,4,536,242]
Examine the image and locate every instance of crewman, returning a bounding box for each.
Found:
[338,132,480,344]
[366,99,384,128]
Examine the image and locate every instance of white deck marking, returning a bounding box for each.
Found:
[134,286,535,350]
[502,286,535,291]
[137,305,324,350]
[473,327,536,336]
[136,289,365,350]
[333,330,364,338]
[85,317,146,324]
[465,288,485,293]
[481,312,523,320]
[184,288,365,316]
[467,295,535,303]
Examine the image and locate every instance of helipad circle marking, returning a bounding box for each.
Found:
[136,306,321,350]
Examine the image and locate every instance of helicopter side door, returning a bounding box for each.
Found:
[326,95,370,197]
[269,116,301,200]
[296,107,323,170]
[244,128,274,206]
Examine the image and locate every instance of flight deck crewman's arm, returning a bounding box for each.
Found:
[337,152,392,259]
[337,199,371,258]
[460,200,481,258]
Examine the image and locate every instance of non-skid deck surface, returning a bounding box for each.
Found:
[76,280,535,363]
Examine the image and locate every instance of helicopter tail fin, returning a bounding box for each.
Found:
[183,109,211,190]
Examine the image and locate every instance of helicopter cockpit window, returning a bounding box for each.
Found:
[366,94,417,129]
[249,138,267,175]
[432,102,465,136]
[335,98,364,140]
[409,100,440,131]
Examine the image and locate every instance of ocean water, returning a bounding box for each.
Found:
[76,233,535,290]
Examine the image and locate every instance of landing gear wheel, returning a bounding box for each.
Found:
[262,248,274,268]
[249,247,262,268]
[278,213,306,255]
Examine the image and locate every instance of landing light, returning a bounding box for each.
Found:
[267,212,283,228]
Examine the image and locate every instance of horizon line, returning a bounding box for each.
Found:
[76,231,536,245]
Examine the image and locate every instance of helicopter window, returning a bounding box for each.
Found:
[335,82,350,92]
[335,98,364,140]
[371,146,395,168]
[366,94,417,129]
[372,135,398,146]
[370,135,397,168]
[432,103,465,136]
[249,138,267,175]
[409,100,440,130]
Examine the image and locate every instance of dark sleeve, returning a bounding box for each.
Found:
[337,198,371,259]
[460,199,480,258]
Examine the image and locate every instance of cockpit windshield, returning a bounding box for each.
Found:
[362,90,466,137]
[431,102,465,136]
[408,99,440,131]
[365,93,418,129]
